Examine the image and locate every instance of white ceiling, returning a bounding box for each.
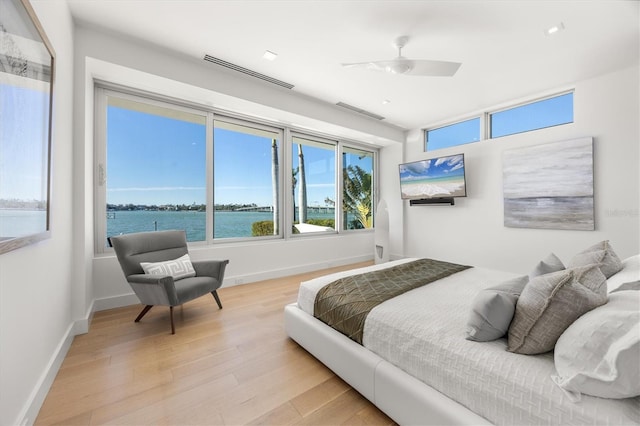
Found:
[67,0,639,131]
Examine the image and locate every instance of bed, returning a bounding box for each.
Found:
[284,250,640,425]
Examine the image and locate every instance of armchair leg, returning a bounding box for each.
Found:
[211,290,223,309]
[135,305,153,322]
[170,306,175,335]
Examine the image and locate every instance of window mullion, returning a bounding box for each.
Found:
[336,143,344,233]
[206,112,214,244]
[94,87,108,253]
[283,128,293,239]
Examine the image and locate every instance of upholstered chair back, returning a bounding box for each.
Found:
[110,230,189,277]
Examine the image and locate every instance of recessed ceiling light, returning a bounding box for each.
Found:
[545,22,565,36]
[382,99,391,105]
[263,50,278,61]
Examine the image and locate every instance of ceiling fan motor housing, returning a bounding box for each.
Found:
[386,58,413,74]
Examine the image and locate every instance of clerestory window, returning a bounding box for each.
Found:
[490,92,574,138]
[424,91,574,151]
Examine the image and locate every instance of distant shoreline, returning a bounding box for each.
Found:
[106,203,258,212]
[0,207,46,211]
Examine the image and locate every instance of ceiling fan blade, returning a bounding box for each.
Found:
[405,60,461,76]
[342,60,414,74]
[342,59,461,76]
[341,61,387,71]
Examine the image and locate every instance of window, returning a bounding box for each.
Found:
[424,91,574,152]
[103,94,207,244]
[490,92,573,138]
[95,87,376,252]
[213,119,283,239]
[425,117,480,151]
[342,147,374,230]
[291,135,336,233]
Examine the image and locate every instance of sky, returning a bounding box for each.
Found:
[0,84,50,202]
[107,106,207,205]
[98,93,572,207]
[426,92,573,150]
[399,154,465,182]
[4,86,571,208]
[106,106,363,207]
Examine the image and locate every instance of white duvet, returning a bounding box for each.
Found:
[297,260,640,425]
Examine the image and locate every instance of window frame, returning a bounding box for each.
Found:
[424,116,482,152]
[212,115,285,243]
[94,84,377,254]
[488,91,574,139]
[95,87,211,251]
[423,90,574,152]
[289,131,339,237]
[340,144,376,231]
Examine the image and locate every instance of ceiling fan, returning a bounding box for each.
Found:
[342,36,461,77]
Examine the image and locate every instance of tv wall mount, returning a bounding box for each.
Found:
[409,197,455,206]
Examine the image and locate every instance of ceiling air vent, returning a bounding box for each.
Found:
[335,102,385,121]
[203,54,294,89]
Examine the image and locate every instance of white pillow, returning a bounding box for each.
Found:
[607,254,640,293]
[552,291,640,401]
[140,254,196,280]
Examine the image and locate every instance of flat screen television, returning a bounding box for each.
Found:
[399,153,467,201]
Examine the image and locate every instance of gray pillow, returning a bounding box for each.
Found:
[568,240,623,278]
[507,264,607,355]
[465,275,529,342]
[529,253,565,281]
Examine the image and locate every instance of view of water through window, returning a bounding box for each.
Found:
[103,93,373,244]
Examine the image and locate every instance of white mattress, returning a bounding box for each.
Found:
[297,261,640,425]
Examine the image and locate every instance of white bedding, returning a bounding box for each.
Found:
[296,260,640,425]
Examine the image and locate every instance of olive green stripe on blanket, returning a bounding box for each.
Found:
[313,258,472,344]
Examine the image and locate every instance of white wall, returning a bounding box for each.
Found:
[379,142,405,259]
[0,2,75,425]
[396,65,639,272]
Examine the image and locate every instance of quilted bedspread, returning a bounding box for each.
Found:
[297,261,639,425]
[313,258,471,344]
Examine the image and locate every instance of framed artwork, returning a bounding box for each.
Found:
[503,137,594,231]
[0,0,55,254]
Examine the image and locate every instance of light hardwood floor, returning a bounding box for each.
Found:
[36,261,395,425]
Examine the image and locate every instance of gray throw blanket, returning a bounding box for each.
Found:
[314,258,472,344]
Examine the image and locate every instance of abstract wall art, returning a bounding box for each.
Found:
[503,137,594,231]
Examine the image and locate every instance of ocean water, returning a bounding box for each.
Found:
[106,210,334,241]
[0,209,47,238]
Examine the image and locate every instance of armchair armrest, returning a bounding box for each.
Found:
[127,273,173,285]
[126,274,179,306]
[192,259,229,284]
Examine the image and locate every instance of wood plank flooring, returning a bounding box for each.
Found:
[36,261,395,425]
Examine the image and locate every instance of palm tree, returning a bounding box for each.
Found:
[297,144,307,223]
[343,164,372,229]
[292,167,298,221]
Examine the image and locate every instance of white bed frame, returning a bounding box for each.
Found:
[284,303,490,425]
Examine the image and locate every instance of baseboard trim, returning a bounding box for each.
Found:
[93,293,140,312]
[222,254,374,287]
[92,254,375,311]
[73,299,95,335]
[17,320,79,426]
